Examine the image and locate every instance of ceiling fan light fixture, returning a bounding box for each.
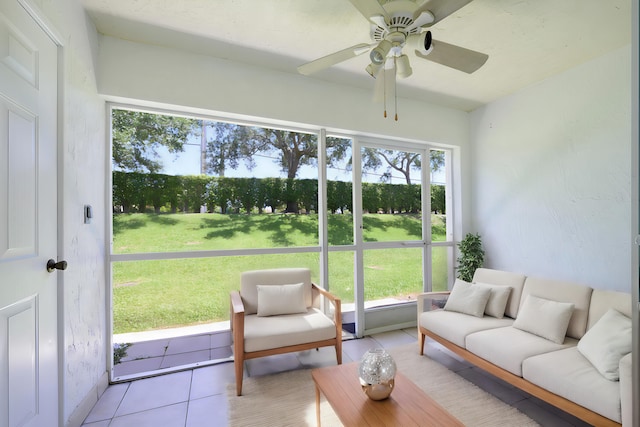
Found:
[366,62,382,78]
[396,54,412,78]
[406,31,433,56]
[370,39,392,65]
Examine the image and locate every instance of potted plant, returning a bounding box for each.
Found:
[456,233,485,282]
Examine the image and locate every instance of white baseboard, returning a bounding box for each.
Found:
[65,371,109,427]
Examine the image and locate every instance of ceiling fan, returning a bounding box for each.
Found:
[297,0,488,118]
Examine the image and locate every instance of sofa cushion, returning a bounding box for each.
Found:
[512,295,574,344]
[465,326,576,376]
[243,308,336,352]
[472,268,526,318]
[419,310,513,347]
[522,347,621,423]
[473,282,511,318]
[256,283,307,317]
[520,276,592,339]
[443,279,491,317]
[587,289,632,329]
[577,308,632,380]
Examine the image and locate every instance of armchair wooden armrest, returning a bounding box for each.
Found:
[230,290,244,314]
[311,282,342,336]
[230,290,245,332]
[312,282,340,306]
[230,290,245,352]
[311,283,342,364]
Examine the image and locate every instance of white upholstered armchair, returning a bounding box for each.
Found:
[230,268,342,396]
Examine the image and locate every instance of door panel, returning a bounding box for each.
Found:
[359,145,427,307]
[1,105,37,259]
[0,1,59,426]
[353,141,430,336]
[3,296,37,427]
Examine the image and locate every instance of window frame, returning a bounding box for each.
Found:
[106,102,459,378]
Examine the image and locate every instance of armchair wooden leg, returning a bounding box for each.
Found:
[335,339,342,365]
[419,331,426,356]
[235,356,244,396]
[231,302,245,396]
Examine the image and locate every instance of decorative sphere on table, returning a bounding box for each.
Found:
[358,348,397,400]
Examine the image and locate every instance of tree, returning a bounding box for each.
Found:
[112,109,200,173]
[261,129,316,180]
[362,148,445,184]
[205,123,350,212]
[205,122,257,176]
[379,150,421,185]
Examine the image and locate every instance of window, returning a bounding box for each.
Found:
[109,105,458,377]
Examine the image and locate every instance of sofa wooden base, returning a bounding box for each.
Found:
[419,327,621,427]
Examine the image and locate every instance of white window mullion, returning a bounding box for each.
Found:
[352,137,365,338]
[422,147,432,293]
[445,149,456,290]
[318,129,329,291]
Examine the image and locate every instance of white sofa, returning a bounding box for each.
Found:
[417,268,633,427]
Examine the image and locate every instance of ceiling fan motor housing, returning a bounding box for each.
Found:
[369,2,435,61]
[371,12,418,42]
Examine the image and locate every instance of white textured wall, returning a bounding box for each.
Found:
[31,0,107,424]
[96,36,470,146]
[470,46,632,291]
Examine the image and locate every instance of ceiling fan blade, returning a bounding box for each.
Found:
[414,39,488,74]
[404,10,435,33]
[348,0,389,24]
[417,0,473,25]
[297,43,372,75]
[369,15,389,32]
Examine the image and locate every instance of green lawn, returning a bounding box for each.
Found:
[113,213,450,333]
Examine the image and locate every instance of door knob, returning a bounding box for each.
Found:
[47,259,68,272]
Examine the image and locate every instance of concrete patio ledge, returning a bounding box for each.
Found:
[114,320,231,344]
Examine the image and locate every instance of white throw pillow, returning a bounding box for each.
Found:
[577,309,632,381]
[256,283,307,317]
[513,295,574,344]
[473,282,512,318]
[443,279,491,318]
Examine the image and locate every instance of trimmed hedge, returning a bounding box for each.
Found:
[113,171,446,214]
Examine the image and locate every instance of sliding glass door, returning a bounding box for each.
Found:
[352,139,431,336]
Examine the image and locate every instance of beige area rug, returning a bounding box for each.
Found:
[227,344,540,426]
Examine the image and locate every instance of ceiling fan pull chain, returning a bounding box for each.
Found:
[394,62,398,121]
[383,66,387,118]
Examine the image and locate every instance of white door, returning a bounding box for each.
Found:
[0,0,60,426]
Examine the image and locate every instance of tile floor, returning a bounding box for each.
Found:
[83,329,593,426]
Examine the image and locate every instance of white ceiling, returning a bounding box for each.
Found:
[81,0,632,111]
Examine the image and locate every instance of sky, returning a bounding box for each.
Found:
[156,140,445,185]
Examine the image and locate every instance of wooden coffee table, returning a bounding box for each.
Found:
[311,362,464,426]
